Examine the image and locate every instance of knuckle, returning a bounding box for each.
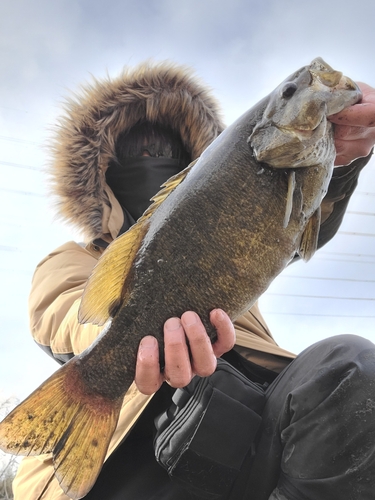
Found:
[165,339,186,353]
[185,322,209,344]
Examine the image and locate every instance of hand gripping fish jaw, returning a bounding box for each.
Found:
[0,58,363,499]
[248,57,361,235]
[248,57,361,169]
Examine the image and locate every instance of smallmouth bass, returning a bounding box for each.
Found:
[0,58,361,499]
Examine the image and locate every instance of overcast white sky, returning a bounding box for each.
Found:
[0,0,374,401]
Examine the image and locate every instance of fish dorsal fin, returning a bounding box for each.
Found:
[298,207,321,262]
[79,160,196,325]
[144,159,197,215]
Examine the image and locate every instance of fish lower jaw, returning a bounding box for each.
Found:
[290,128,316,139]
[279,119,325,141]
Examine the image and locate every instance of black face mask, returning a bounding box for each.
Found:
[106,156,185,223]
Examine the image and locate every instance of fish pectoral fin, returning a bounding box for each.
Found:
[298,207,321,262]
[79,160,198,326]
[283,170,296,228]
[0,359,122,499]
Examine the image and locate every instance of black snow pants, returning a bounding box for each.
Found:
[244,334,375,500]
[85,334,375,500]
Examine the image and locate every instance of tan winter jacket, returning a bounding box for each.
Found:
[13,61,370,499]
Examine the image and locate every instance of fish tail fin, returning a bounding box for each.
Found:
[0,359,122,499]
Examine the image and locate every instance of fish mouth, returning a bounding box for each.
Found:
[279,117,327,142]
[309,57,344,88]
[310,58,359,95]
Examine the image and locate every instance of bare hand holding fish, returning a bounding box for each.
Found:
[0,58,363,499]
[135,309,235,394]
[329,81,375,165]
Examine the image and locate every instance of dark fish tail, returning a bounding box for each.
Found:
[0,358,123,499]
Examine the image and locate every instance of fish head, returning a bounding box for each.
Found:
[248,57,362,168]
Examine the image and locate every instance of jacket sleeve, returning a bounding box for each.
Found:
[317,151,372,249]
[28,241,103,364]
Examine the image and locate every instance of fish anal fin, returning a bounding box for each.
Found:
[0,359,122,499]
[79,160,197,326]
[298,207,321,262]
[78,219,149,325]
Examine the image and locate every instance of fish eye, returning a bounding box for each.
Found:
[281,82,298,99]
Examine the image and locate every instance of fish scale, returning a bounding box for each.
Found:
[0,57,362,499]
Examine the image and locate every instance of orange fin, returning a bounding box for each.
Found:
[78,218,149,325]
[79,159,196,326]
[298,207,321,262]
[0,359,122,499]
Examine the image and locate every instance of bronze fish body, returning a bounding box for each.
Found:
[0,58,361,499]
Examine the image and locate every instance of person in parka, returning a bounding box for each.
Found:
[12,61,375,500]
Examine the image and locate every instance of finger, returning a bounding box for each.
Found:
[181,311,217,378]
[357,82,375,94]
[334,124,374,141]
[164,317,193,388]
[329,82,375,127]
[329,102,375,128]
[334,137,375,166]
[135,336,163,395]
[210,309,236,357]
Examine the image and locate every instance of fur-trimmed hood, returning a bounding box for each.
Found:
[50,61,225,240]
